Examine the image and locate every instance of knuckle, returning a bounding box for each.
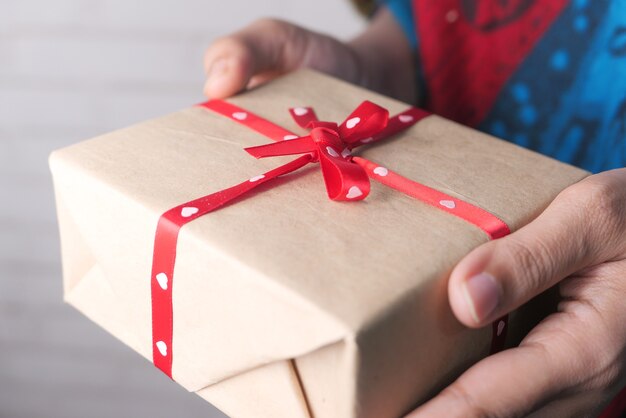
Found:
[437,385,495,418]
[576,327,626,392]
[571,176,626,253]
[582,177,622,215]
[592,357,624,392]
[593,184,625,229]
[525,320,623,396]
[500,236,554,292]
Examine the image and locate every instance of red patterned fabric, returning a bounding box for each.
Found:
[413,0,568,127]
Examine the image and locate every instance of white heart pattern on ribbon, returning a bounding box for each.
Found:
[232,112,248,121]
[373,166,389,177]
[249,174,265,182]
[283,134,298,140]
[346,117,361,129]
[346,186,363,199]
[326,146,340,158]
[497,320,506,337]
[399,114,414,123]
[439,200,456,209]
[181,207,199,217]
[155,273,168,290]
[341,148,351,158]
[156,341,168,356]
[293,107,308,116]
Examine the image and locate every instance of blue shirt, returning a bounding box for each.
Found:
[386,0,626,173]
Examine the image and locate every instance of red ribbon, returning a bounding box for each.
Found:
[150,99,511,379]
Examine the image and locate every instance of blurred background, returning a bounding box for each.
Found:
[0,1,364,417]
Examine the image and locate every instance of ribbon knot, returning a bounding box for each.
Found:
[245,101,390,201]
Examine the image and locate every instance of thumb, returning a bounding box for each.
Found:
[448,181,609,328]
[203,18,303,99]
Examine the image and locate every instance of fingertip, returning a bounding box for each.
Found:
[448,244,497,328]
[203,56,251,99]
[203,39,253,99]
[448,277,480,328]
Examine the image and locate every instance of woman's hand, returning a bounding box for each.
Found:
[203,8,416,103]
[407,168,626,417]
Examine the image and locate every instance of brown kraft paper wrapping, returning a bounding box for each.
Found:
[49,69,588,418]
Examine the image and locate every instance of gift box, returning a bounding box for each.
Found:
[49,69,588,418]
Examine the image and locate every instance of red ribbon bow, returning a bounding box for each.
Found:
[245,101,390,201]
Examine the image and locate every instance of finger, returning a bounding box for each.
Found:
[448,175,624,327]
[406,303,625,418]
[405,341,569,418]
[203,18,311,98]
[247,70,283,90]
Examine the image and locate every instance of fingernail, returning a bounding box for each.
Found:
[204,59,229,94]
[462,272,500,323]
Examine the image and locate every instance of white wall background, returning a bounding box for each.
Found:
[0,2,364,417]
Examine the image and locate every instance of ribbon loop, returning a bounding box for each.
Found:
[246,101,390,201]
[319,151,371,201]
[338,101,389,146]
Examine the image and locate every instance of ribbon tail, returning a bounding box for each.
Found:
[150,154,312,378]
[374,107,431,142]
[337,101,389,146]
[245,136,316,159]
[318,153,370,201]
